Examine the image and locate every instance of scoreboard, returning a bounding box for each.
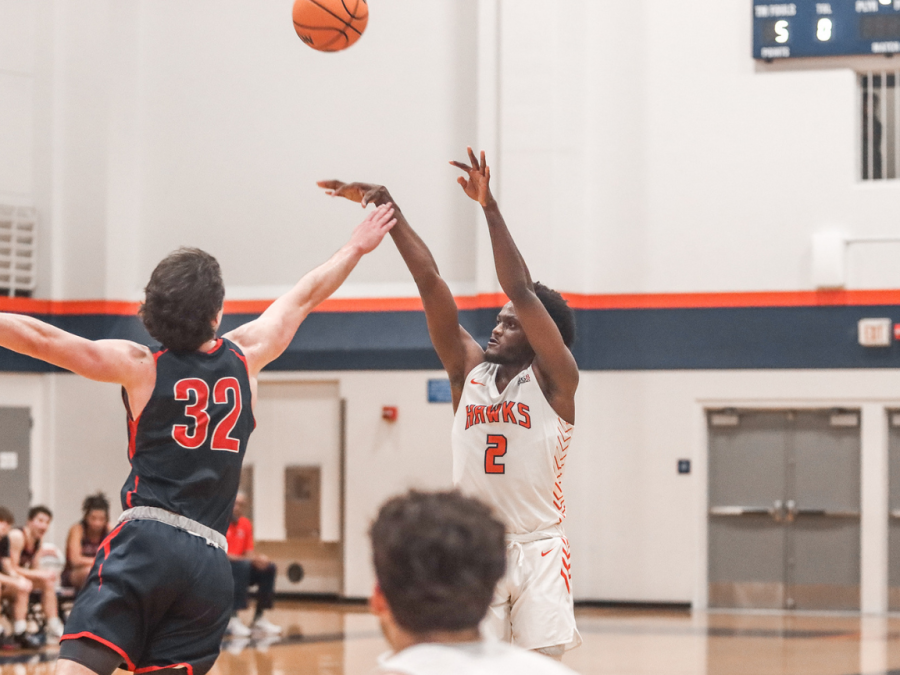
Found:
[754,1,900,59]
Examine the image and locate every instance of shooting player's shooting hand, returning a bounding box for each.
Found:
[450,147,493,207]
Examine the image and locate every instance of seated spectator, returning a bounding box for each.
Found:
[61,493,110,592]
[225,493,281,637]
[0,507,40,650]
[368,491,577,674]
[4,506,63,640]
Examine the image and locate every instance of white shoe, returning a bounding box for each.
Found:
[251,616,282,635]
[253,635,279,653]
[226,616,252,637]
[224,637,250,655]
[46,618,64,639]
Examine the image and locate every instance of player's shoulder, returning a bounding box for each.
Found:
[375,641,576,675]
[5,528,24,549]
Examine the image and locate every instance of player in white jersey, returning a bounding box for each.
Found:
[319,147,581,657]
[368,490,576,675]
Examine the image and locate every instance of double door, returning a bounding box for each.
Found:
[708,409,861,610]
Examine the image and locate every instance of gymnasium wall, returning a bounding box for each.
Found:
[1,0,900,608]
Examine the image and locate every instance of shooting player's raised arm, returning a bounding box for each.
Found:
[318,181,484,403]
[450,149,578,411]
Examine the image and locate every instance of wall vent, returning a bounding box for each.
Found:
[0,206,36,296]
[860,71,900,181]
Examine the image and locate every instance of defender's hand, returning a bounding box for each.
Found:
[450,147,493,207]
[317,180,392,208]
[349,203,397,254]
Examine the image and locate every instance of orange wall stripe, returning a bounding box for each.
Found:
[563,289,900,310]
[0,298,141,315]
[1,289,898,317]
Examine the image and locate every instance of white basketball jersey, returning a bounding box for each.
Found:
[374,641,577,675]
[451,362,573,536]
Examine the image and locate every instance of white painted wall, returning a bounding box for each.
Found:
[250,379,342,542]
[495,0,900,296]
[1,0,480,301]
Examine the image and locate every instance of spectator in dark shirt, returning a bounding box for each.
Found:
[225,493,281,637]
[61,493,111,592]
[0,506,41,649]
[5,506,62,640]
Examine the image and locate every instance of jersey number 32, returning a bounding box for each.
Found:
[172,377,243,452]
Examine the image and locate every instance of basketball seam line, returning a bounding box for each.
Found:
[293,21,350,49]
[340,0,368,21]
[305,0,364,36]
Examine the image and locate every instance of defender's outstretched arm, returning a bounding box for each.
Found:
[225,203,397,376]
[0,314,153,387]
[318,181,484,400]
[451,148,578,396]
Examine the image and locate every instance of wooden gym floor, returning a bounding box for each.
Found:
[3,600,900,675]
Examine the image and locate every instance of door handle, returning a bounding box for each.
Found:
[709,506,771,516]
[792,507,860,518]
[770,499,784,523]
[785,499,797,523]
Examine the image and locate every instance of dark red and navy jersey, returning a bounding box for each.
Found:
[120,338,255,536]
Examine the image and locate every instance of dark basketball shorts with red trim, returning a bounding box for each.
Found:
[60,519,232,675]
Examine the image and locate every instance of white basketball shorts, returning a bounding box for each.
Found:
[481,536,582,652]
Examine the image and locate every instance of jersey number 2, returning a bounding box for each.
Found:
[485,434,507,474]
[173,377,243,452]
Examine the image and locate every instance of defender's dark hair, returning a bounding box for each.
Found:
[0,506,13,524]
[28,505,52,522]
[370,490,506,634]
[82,492,109,519]
[534,281,576,348]
[139,248,224,352]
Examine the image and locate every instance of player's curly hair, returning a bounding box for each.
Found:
[534,281,576,348]
[370,490,506,634]
[139,248,224,352]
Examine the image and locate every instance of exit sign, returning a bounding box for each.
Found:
[858,318,892,347]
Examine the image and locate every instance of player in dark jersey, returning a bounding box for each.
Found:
[0,203,395,675]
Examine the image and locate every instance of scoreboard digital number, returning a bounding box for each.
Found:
[754,1,900,59]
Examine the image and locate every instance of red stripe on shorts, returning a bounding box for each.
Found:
[97,521,127,588]
[59,631,136,670]
[136,663,194,675]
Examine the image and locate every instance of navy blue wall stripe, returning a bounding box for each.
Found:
[2,305,899,373]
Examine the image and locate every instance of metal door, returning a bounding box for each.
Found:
[708,409,860,610]
[285,465,321,539]
[0,407,31,526]
[887,411,900,610]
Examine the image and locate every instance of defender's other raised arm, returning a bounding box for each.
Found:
[225,203,396,376]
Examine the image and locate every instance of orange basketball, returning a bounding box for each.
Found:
[292,0,369,52]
